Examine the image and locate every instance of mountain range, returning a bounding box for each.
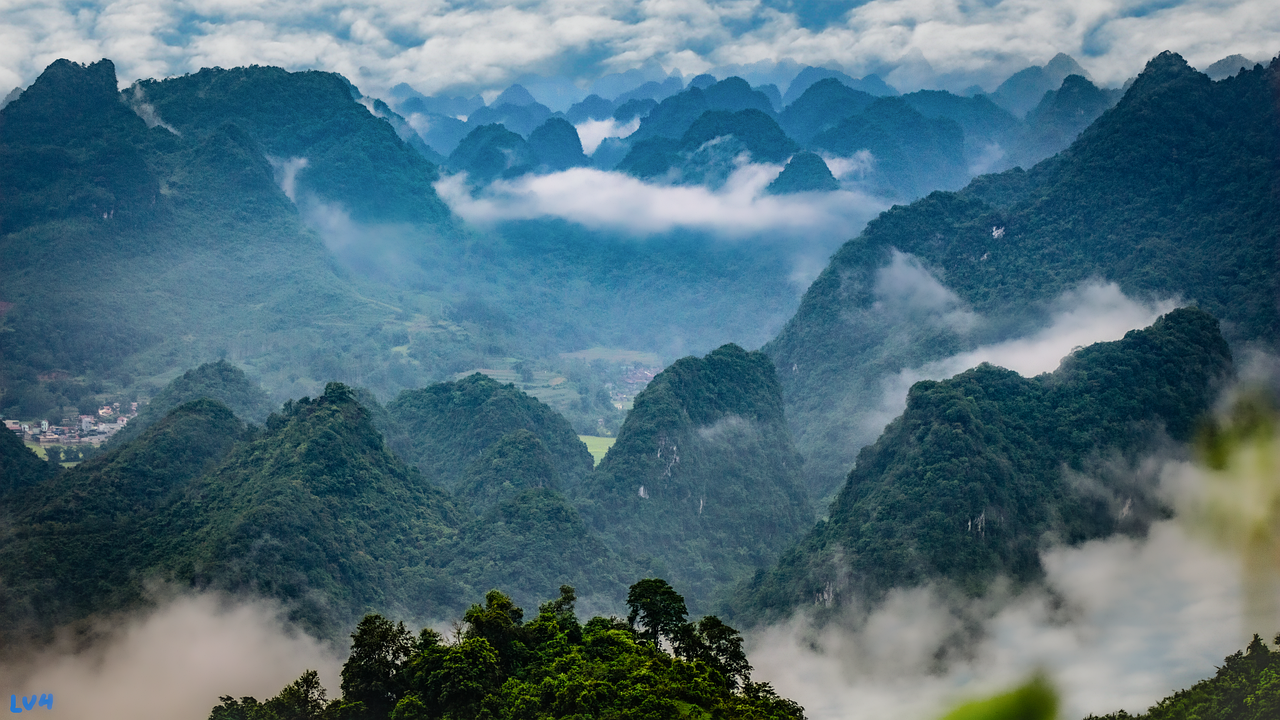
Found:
[1,48,1277,681]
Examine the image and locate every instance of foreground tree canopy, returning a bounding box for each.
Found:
[209,580,803,720]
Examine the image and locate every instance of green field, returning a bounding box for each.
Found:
[577,435,616,466]
[23,441,82,467]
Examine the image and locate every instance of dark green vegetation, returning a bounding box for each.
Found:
[380,374,631,609]
[1,344,814,639]
[0,424,55,494]
[209,582,803,720]
[526,118,589,172]
[1085,634,1280,720]
[0,50,1128,430]
[767,152,840,194]
[0,384,464,642]
[734,308,1234,619]
[0,58,433,422]
[133,65,449,223]
[0,397,253,640]
[768,52,1280,494]
[384,373,594,494]
[3,56,882,431]
[110,359,275,445]
[448,124,535,187]
[578,344,812,610]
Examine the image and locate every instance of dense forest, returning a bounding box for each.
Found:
[208,581,803,720]
[576,344,813,611]
[0,342,816,640]
[767,51,1280,495]
[732,307,1234,620]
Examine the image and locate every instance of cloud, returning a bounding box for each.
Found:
[0,1,1275,97]
[434,163,889,240]
[857,275,1176,442]
[748,520,1245,720]
[574,116,639,155]
[871,249,979,333]
[0,593,342,720]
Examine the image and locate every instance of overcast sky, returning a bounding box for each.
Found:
[1,0,1276,99]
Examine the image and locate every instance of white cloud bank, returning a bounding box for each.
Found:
[0,0,1276,97]
[855,254,1178,442]
[750,520,1245,720]
[435,163,889,240]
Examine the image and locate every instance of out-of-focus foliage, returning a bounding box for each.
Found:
[208,582,805,720]
[938,674,1057,720]
[1186,389,1280,636]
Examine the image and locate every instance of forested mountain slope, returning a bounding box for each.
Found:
[0,398,253,642]
[0,385,466,643]
[767,51,1279,495]
[734,308,1233,621]
[384,373,595,494]
[577,344,812,610]
[134,65,449,223]
[382,375,631,611]
[0,423,55,495]
[0,374,646,642]
[109,359,275,445]
[0,59,405,420]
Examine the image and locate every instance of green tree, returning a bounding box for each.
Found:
[264,670,327,720]
[462,589,528,675]
[626,578,688,647]
[435,637,501,716]
[340,614,414,720]
[690,615,752,690]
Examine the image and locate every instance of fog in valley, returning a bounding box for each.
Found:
[2,3,1278,719]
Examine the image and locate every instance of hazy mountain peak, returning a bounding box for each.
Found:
[766,151,839,194]
[1044,52,1089,80]
[1202,53,1259,80]
[493,83,539,107]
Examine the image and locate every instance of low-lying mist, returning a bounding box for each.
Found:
[754,368,1280,720]
[749,520,1243,720]
[434,164,889,244]
[0,593,341,720]
[859,262,1178,445]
